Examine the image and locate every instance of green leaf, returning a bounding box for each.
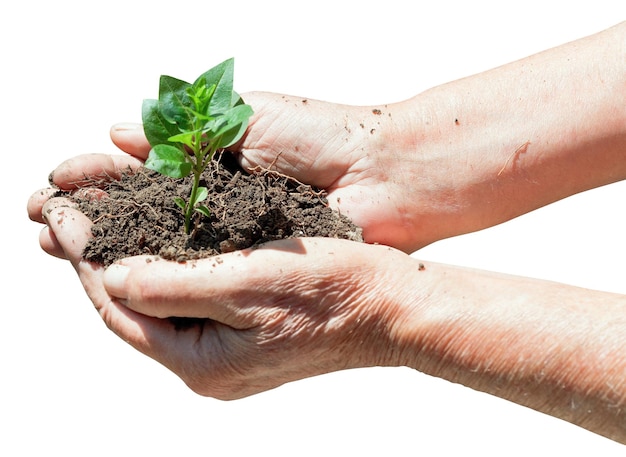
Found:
[232,90,245,106]
[158,76,194,130]
[195,205,211,218]
[206,103,254,149]
[194,58,235,114]
[144,144,192,178]
[188,80,216,116]
[192,186,208,206]
[142,58,253,236]
[168,130,200,149]
[173,197,186,211]
[142,99,180,146]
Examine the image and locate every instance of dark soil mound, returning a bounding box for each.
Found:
[69,152,363,266]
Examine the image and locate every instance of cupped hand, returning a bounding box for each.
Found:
[127,90,433,252]
[25,89,439,395]
[41,194,422,398]
[225,92,443,252]
[30,91,444,254]
[31,92,465,252]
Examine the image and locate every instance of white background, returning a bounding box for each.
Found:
[4,1,626,454]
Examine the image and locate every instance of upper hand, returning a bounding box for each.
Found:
[29,92,443,254]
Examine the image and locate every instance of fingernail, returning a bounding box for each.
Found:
[103,263,130,300]
[111,122,142,132]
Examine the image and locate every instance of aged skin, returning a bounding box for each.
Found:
[29,22,626,443]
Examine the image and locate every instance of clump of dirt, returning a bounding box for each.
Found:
[68,151,363,266]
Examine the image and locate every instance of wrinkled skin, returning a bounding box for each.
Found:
[29,94,434,398]
[27,22,626,443]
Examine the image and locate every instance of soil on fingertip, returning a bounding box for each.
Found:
[64,151,363,267]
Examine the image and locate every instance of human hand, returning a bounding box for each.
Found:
[26,23,626,442]
[27,149,146,259]
[30,22,626,265]
[29,91,458,254]
[102,85,626,255]
[25,89,435,396]
[36,195,423,398]
[36,83,580,257]
[114,90,443,252]
[29,161,626,442]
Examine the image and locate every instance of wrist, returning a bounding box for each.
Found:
[390,23,626,247]
[374,95,488,246]
[388,260,626,442]
[337,246,436,368]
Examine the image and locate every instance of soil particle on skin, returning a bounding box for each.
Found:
[68,152,363,267]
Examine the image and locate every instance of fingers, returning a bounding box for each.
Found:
[99,238,411,399]
[27,188,59,223]
[102,238,313,327]
[42,203,262,398]
[102,238,391,328]
[36,195,79,259]
[47,122,148,189]
[38,226,66,259]
[233,92,357,190]
[31,123,147,220]
[50,153,145,190]
[49,123,148,191]
[29,149,139,226]
[43,201,187,371]
[42,201,93,267]
[109,123,151,159]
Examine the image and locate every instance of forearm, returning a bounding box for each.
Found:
[390,260,626,442]
[394,21,626,243]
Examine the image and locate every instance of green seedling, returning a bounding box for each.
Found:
[142,58,253,234]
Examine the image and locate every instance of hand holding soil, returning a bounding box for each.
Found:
[27,22,626,444]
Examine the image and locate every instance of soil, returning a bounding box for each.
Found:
[66,151,363,267]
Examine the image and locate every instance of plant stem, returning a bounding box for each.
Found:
[183,128,203,234]
[185,167,203,234]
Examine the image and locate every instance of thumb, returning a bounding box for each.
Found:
[110,123,151,159]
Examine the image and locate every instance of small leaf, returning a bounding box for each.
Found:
[142,99,180,146]
[144,144,192,178]
[168,130,200,149]
[207,104,254,149]
[159,75,193,129]
[192,186,208,206]
[195,205,211,218]
[188,81,216,116]
[189,187,209,206]
[194,58,235,114]
[173,197,186,210]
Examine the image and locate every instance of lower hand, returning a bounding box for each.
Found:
[40,198,421,398]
